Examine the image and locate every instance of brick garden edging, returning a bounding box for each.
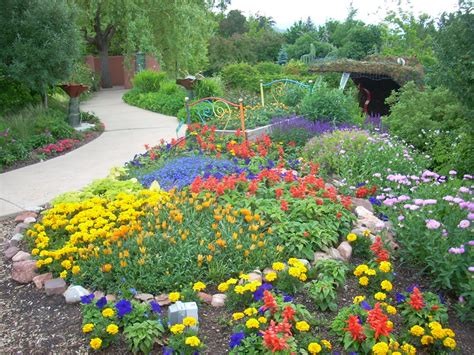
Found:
[3,198,398,308]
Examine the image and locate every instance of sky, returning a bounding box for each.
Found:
[227,0,460,29]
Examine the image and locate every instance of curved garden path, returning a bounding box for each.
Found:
[0,87,184,217]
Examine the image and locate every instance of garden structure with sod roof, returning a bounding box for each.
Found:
[4,119,473,354]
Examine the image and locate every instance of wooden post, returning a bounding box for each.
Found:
[239,98,246,141]
[260,80,265,107]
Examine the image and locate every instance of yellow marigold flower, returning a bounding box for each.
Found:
[183,317,197,327]
[444,328,455,337]
[379,261,391,273]
[431,327,445,339]
[60,270,68,279]
[218,282,229,292]
[386,321,394,329]
[428,321,442,330]
[421,335,434,345]
[386,305,397,315]
[72,265,80,275]
[185,336,201,347]
[272,262,285,271]
[410,325,425,337]
[381,280,393,292]
[372,341,389,355]
[359,276,369,286]
[234,285,245,294]
[347,233,357,242]
[265,272,277,282]
[90,337,102,350]
[170,323,185,334]
[102,308,115,318]
[239,274,250,280]
[102,263,112,272]
[245,318,259,329]
[299,273,308,282]
[106,324,119,335]
[258,316,267,324]
[321,340,332,350]
[288,267,301,278]
[295,321,310,332]
[82,323,94,333]
[363,229,371,237]
[244,308,258,316]
[308,342,322,354]
[375,292,387,301]
[365,268,377,276]
[61,260,72,270]
[443,337,456,349]
[354,264,368,276]
[392,352,402,355]
[192,282,206,292]
[232,312,245,321]
[31,248,39,256]
[169,292,180,302]
[353,295,365,304]
[227,278,238,285]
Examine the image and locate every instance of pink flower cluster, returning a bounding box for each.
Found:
[38,139,80,155]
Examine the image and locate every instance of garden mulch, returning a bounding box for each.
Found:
[1,216,473,354]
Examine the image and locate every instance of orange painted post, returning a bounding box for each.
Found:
[238,98,246,141]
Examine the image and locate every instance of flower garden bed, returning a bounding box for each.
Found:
[2,123,473,354]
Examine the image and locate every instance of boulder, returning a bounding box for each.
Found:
[14,211,37,223]
[106,294,116,302]
[12,251,31,262]
[93,290,105,299]
[297,259,311,269]
[262,267,276,275]
[44,278,67,295]
[155,294,171,306]
[64,285,90,303]
[14,223,30,234]
[197,292,213,304]
[134,293,154,302]
[313,252,332,264]
[23,217,37,224]
[337,242,352,261]
[32,273,53,289]
[326,248,344,261]
[211,293,226,307]
[11,260,38,283]
[11,233,24,244]
[355,206,374,219]
[351,198,374,213]
[356,215,385,232]
[4,246,20,260]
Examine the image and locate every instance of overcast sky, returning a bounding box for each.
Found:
[227,0,460,29]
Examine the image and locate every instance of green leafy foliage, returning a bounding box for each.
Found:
[123,320,165,354]
[221,63,260,92]
[300,84,360,123]
[312,259,348,288]
[0,74,39,115]
[123,88,186,117]
[132,71,168,93]
[384,82,474,174]
[194,77,225,98]
[0,0,80,96]
[306,279,338,312]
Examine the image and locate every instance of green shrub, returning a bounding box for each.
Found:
[282,60,309,76]
[384,82,473,174]
[125,90,186,117]
[300,83,361,123]
[0,74,38,115]
[132,70,167,92]
[159,80,181,95]
[68,61,100,92]
[34,110,75,140]
[255,62,282,75]
[194,77,225,98]
[280,85,308,108]
[221,63,259,92]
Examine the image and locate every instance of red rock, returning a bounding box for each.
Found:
[197,292,212,304]
[32,273,53,289]
[14,223,30,234]
[12,251,31,262]
[106,294,116,302]
[211,293,226,307]
[155,294,171,306]
[14,212,37,223]
[4,246,20,260]
[44,278,67,295]
[11,260,38,283]
[135,293,154,302]
[337,242,352,261]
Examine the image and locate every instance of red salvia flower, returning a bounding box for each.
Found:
[343,315,366,342]
[262,290,278,314]
[407,287,425,311]
[367,303,391,339]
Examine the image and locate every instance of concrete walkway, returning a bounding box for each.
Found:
[0,88,184,217]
